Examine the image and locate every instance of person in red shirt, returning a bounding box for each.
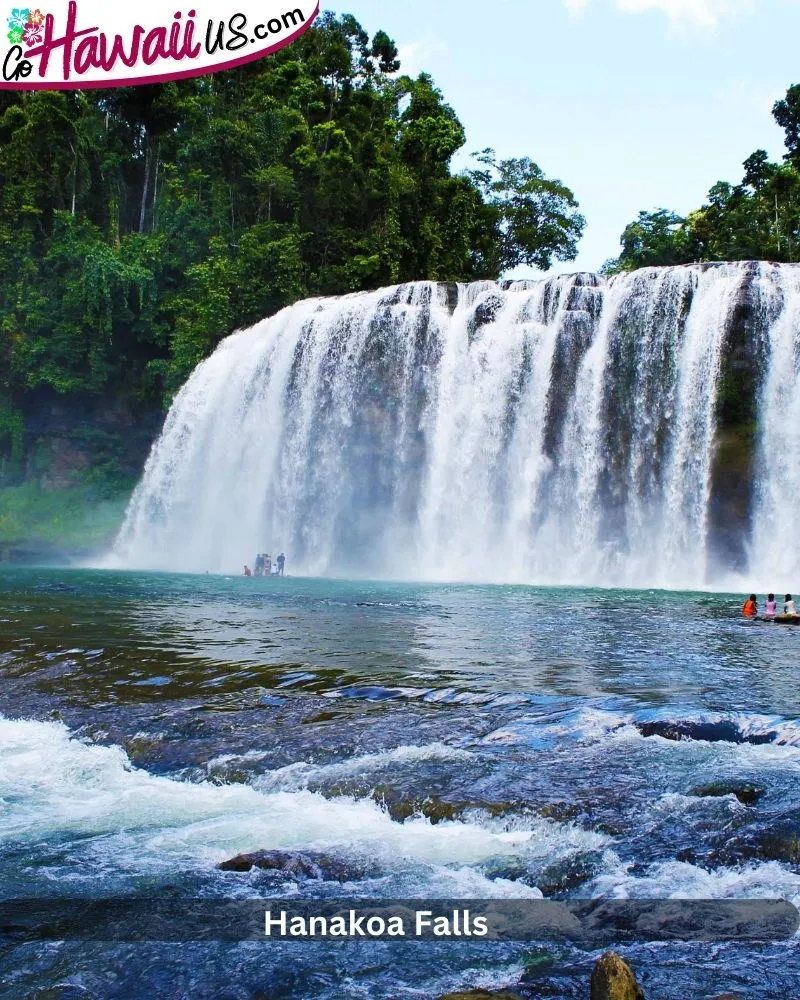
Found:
[742,594,757,618]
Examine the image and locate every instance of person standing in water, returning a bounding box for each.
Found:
[244,565,252,577]
[264,554,272,576]
[765,594,778,618]
[742,594,757,618]
[785,594,798,615]
[276,553,285,577]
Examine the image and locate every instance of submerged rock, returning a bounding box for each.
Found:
[533,851,604,897]
[437,991,525,1000]
[218,850,372,881]
[589,952,645,1000]
[636,720,774,745]
[690,782,765,806]
[484,850,603,897]
[710,808,800,868]
[368,785,525,825]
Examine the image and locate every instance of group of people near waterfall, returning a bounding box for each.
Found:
[244,552,285,577]
[742,593,797,618]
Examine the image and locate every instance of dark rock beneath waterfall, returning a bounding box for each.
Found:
[706,260,766,574]
[690,782,765,806]
[440,281,460,314]
[589,952,645,1000]
[218,850,373,881]
[470,294,506,336]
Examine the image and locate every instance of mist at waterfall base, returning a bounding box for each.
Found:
[114,262,800,590]
[2,569,800,999]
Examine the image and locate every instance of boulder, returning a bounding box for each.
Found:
[589,952,645,1000]
[690,782,765,806]
[714,810,800,867]
[636,720,774,745]
[218,849,372,881]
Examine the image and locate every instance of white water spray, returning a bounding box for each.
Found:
[114,263,800,587]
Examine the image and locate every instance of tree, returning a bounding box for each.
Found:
[0,12,587,483]
[773,85,800,162]
[468,149,585,272]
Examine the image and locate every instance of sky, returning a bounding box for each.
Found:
[328,0,800,276]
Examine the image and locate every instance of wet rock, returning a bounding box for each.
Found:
[636,720,774,745]
[589,952,645,1000]
[713,809,800,868]
[32,988,94,1000]
[218,850,373,881]
[369,786,524,825]
[533,800,582,823]
[471,293,506,333]
[437,991,525,1000]
[440,281,460,314]
[482,850,602,896]
[690,782,765,806]
[533,851,604,897]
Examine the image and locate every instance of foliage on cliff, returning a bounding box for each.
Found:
[605,86,800,272]
[0,10,585,487]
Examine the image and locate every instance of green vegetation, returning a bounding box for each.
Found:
[0,11,587,555]
[0,482,132,558]
[605,85,800,271]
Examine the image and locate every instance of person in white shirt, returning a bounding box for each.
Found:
[784,593,797,615]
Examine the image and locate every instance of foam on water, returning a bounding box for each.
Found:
[589,858,800,909]
[248,742,473,793]
[0,718,602,880]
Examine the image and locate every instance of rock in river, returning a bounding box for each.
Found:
[218,849,373,881]
[590,952,645,1000]
[690,781,765,806]
[437,991,525,1000]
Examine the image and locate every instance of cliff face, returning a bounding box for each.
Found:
[11,393,160,492]
[707,262,763,575]
[0,393,163,562]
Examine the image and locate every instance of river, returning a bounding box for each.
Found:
[1,568,799,998]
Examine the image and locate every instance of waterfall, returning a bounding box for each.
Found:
[113,262,800,588]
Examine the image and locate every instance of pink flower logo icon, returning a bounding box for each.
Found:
[23,19,41,44]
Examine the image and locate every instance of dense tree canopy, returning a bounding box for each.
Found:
[0,11,585,484]
[604,85,800,273]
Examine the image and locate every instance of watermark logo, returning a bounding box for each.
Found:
[1,0,318,89]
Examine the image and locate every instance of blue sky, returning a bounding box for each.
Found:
[328,0,800,275]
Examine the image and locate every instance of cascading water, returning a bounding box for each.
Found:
[113,262,800,588]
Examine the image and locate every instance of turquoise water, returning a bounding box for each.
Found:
[1,569,799,998]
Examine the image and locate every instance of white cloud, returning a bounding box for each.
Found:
[396,40,447,78]
[564,0,754,25]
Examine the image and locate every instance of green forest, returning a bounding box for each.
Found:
[3,9,800,558]
[0,12,584,526]
[0,12,589,554]
[605,87,800,272]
